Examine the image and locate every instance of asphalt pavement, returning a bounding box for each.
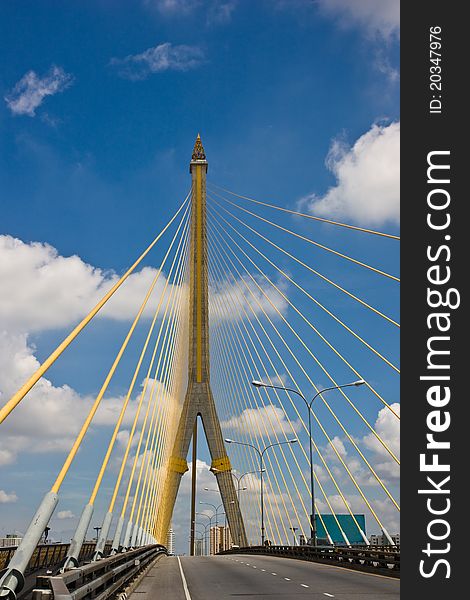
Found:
[129,553,400,599]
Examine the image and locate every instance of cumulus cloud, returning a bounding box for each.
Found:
[0,235,170,332]
[209,275,288,322]
[145,0,201,15]
[222,405,301,438]
[316,0,399,39]
[56,510,75,519]
[0,331,158,465]
[363,402,400,483]
[110,43,205,80]
[144,0,235,24]
[299,122,399,226]
[4,65,74,117]
[206,1,236,24]
[0,490,18,503]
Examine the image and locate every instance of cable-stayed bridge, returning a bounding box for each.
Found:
[0,136,399,599]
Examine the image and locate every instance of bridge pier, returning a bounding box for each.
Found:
[0,490,58,599]
[61,502,94,571]
[110,515,126,554]
[92,510,113,560]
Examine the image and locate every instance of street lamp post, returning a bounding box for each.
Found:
[211,468,266,547]
[199,502,231,553]
[196,512,212,556]
[225,438,298,546]
[195,522,210,555]
[252,379,365,545]
[289,526,298,546]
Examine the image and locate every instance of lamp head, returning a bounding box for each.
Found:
[225,438,232,443]
[251,380,264,388]
[289,438,298,444]
[354,379,366,386]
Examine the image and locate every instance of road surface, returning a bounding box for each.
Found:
[129,554,400,599]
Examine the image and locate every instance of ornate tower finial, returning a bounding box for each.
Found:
[192,134,206,161]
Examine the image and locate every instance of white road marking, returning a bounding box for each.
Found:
[271,572,277,576]
[323,594,335,598]
[253,566,257,569]
[177,557,192,600]
[261,569,266,572]
[301,584,309,588]
[284,577,291,581]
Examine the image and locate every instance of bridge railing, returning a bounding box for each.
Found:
[219,545,400,577]
[31,544,167,600]
[0,542,112,574]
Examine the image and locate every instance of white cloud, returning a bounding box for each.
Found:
[0,490,18,503]
[145,0,201,15]
[222,405,301,438]
[363,402,400,483]
[56,510,75,519]
[110,43,205,80]
[0,235,170,332]
[209,275,288,322]
[4,66,73,117]
[316,0,399,39]
[0,331,158,465]
[300,121,399,226]
[206,1,236,24]
[144,0,235,24]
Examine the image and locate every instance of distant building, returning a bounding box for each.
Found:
[195,538,204,556]
[0,535,22,547]
[370,532,400,546]
[167,526,175,555]
[209,526,232,555]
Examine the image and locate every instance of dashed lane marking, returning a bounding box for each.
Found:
[301,584,309,588]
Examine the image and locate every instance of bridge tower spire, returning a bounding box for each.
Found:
[155,135,247,552]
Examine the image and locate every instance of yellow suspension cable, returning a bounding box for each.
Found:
[210,211,400,424]
[107,215,190,513]
[209,240,370,542]
[119,239,188,521]
[144,247,189,540]
[209,223,400,507]
[129,258,186,525]
[210,241,360,544]
[210,248,351,544]
[210,201,400,373]
[212,294,298,543]
[207,195,398,328]
[209,192,399,282]
[135,313,181,532]
[209,183,400,240]
[143,296,187,537]
[0,194,190,426]
[88,208,191,506]
[210,318,265,544]
[48,208,189,495]
[210,254,310,542]
[212,323,282,544]
[209,240,396,534]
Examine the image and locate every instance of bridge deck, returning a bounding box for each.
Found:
[129,554,400,600]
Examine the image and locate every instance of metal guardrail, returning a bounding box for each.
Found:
[31,544,167,599]
[220,545,400,577]
[0,543,112,575]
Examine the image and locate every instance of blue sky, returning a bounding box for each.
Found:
[0,1,399,553]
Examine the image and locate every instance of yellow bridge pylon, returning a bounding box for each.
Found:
[154,135,248,552]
